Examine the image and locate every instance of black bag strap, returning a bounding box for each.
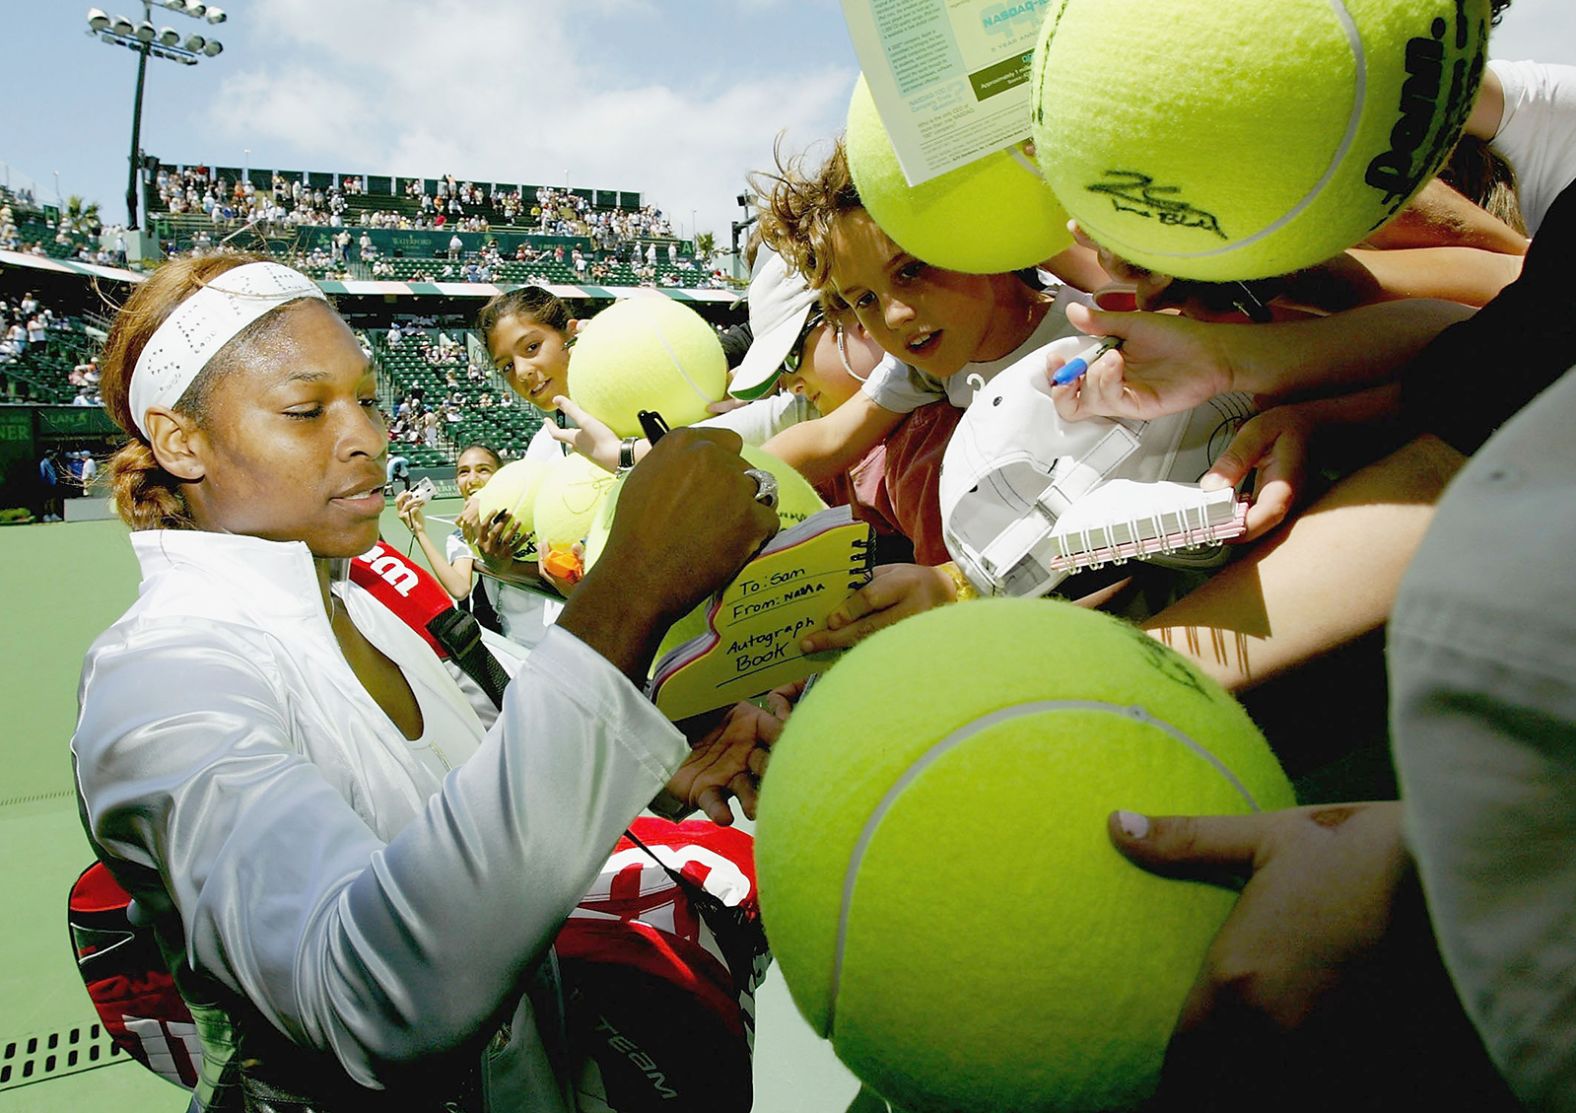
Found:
[425,607,511,709]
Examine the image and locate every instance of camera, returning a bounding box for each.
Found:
[408,476,436,506]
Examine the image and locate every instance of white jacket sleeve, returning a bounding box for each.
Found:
[73,622,687,1088]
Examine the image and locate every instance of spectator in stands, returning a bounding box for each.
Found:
[449,232,464,262]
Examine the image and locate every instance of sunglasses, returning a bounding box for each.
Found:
[780,310,826,375]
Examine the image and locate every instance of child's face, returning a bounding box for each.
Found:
[778,317,884,414]
[486,312,575,412]
[826,210,998,379]
[455,447,499,499]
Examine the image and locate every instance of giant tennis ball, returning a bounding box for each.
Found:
[568,296,728,437]
[471,459,546,560]
[583,444,828,669]
[847,75,1072,274]
[1030,0,1490,280]
[532,452,620,552]
[755,599,1296,1112]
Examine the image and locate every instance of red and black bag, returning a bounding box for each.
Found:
[559,818,770,1113]
[67,861,201,1089]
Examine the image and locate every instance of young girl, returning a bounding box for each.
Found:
[395,441,503,632]
[477,266,828,476]
[477,285,580,462]
[71,254,782,1110]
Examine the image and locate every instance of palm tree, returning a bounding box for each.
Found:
[64,195,102,234]
[694,231,715,261]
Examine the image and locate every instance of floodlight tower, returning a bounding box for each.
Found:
[84,1,230,229]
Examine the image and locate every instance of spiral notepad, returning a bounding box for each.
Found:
[1042,479,1246,571]
[648,506,875,721]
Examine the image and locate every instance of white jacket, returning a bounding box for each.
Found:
[71,530,688,1110]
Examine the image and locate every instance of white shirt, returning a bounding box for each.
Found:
[1391,365,1576,1110]
[72,530,686,1109]
[1487,59,1576,237]
[446,528,564,649]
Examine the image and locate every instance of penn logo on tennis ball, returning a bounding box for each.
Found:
[1364,3,1486,211]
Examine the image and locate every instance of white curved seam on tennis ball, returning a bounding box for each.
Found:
[1088,0,1366,264]
[824,698,1264,1035]
[648,312,715,405]
[1007,144,1043,181]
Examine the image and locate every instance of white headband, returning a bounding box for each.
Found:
[129,261,328,438]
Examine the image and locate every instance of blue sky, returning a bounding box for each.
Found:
[4,0,1573,244]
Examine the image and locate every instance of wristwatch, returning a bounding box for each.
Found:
[618,436,639,472]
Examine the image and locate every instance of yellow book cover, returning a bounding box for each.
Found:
[649,507,875,720]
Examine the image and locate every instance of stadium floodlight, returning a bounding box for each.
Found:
[87,0,238,230]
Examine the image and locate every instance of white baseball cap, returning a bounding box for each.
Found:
[729,247,820,400]
[939,335,1254,597]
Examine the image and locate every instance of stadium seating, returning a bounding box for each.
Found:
[370,329,545,465]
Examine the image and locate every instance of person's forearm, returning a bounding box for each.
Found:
[556,562,670,686]
[762,419,847,484]
[1229,300,1476,401]
[1346,247,1523,308]
[1361,174,1525,254]
[763,397,895,485]
[478,554,545,589]
[1145,434,1464,692]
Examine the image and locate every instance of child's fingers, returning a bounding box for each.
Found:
[1065,298,1111,339]
[1202,427,1268,492]
[1240,424,1307,541]
[1107,810,1269,881]
[1241,482,1294,541]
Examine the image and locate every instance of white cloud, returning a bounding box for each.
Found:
[203,0,855,244]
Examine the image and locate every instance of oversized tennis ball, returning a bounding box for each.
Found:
[568,296,728,437]
[532,452,620,552]
[583,444,828,669]
[470,459,547,561]
[1030,0,1490,280]
[846,75,1072,274]
[755,599,1296,1112]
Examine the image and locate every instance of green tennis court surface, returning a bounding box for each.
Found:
[0,506,857,1112]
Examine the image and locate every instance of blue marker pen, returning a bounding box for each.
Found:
[1051,337,1122,386]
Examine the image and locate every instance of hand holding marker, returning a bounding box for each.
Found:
[1051,337,1122,387]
